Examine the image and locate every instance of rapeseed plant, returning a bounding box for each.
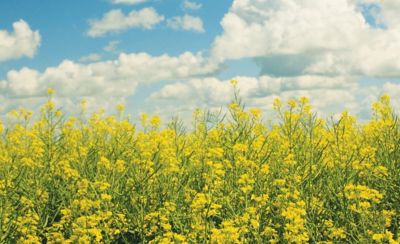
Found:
[0,82,399,243]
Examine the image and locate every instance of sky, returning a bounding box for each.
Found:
[1,0,400,122]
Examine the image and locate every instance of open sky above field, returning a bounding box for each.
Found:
[1,0,400,121]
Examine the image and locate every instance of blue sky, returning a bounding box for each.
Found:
[1,0,400,122]
[0,0,231,74]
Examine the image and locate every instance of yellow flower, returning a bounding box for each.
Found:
[150,115,161,127]
[115,159,126,172]
[230,79,238,86]
[372,233,384,241]
[287,99,297,108]
[116,103,125,112]
[21,157,35,167]
[47,88,56,95]
[100,194,112,201]
[98,156,112,170]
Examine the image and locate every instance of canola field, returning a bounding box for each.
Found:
[0,86,399,243]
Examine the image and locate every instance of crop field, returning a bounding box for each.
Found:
[0,86,399,243]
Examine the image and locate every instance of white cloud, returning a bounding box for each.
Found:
[382,82,400,111]
[212,0,368,60]
[151,75,357,102]
[111,0,148,5]
[167,15,205,32]
[146,75,400,124]
[87,8,164,37]
[212,0,400,78]
[0,51,219,114]
[5,68,41,97]
[103,41,119,52]
[300,28,400,78]
[0,20,41,62]
[79,53,102,62]
[148,75,363,121]
[183,0,202,10]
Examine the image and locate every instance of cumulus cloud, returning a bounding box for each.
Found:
[212,0,400,78]
[212,0,368,60]
[148,75,363,121]
[151,75,357,102]
[167,15,205,32]
[147,77,400,124]
[183,0,202,11]
[87,8,164,37]
[0,20,41,62]
[0,51,219,106]
[111,0,148,5]
[303,29,400,77]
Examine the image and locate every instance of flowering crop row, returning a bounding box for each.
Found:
[0,85,399,243]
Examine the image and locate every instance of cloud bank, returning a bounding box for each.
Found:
[2,0,400,122]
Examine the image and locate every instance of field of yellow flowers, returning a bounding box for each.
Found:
[0,84,399,243]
